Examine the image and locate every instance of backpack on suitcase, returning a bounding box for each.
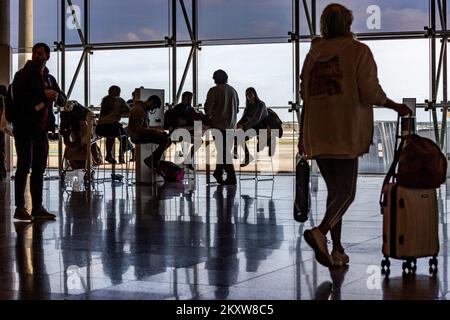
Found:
[380,117,443,276]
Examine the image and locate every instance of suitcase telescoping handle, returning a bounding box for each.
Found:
[379,114,410,211]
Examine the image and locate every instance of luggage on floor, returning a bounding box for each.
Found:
[380,183,439,274]
[380,116,441,276]
[156,160,185,182]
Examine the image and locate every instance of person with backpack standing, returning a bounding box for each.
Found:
[299,4,411,268]
[11,43,66,221]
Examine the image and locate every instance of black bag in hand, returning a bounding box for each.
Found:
[294,156,310,223]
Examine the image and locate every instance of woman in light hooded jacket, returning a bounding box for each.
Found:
[299,3,410,268]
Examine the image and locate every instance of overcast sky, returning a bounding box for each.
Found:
[9,1,445,122]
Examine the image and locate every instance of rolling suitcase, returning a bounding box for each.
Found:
[380,116,440,276]
[380,183,439,275]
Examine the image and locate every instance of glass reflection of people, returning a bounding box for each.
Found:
[206,185,239,299]
[132,198,167,280]
[205,70,239,185]
[234,87,268,167]
[239,198,282,272]
[102,198,131,284]
[60,191,103,294]
[14,222,52,299]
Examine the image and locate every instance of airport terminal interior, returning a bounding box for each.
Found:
[0,0,450,300]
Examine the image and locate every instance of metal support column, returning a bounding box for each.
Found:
[171,0,177,106]
[84,0,90,108]
[18,0,33,68]
[193,0,199,110]
[58,0,66,176]
[0,0,13,174]
[429,0,440,143]
[439,0,448,150]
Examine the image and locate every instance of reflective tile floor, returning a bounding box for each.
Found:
[0,173,449,300]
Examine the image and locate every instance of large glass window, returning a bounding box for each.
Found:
[364,39,429,121]
[65,0,85,45]
[198,43,296,173]
[317,0,429,33]
[89,0,169,43]
[34,0,59,46]
[199,0,292,44]
[64,50,86,103]
[90,48,171,107]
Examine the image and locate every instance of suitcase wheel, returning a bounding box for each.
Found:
[402,259,417,275]
[429,257,438,276]
[381,258,390,277]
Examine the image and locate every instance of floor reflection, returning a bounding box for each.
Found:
[0,175,448,299]
[15,221,53,299]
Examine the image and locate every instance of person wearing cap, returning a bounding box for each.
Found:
[204,69,240,185]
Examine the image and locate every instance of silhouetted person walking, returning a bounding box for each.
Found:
[299,4,410,267]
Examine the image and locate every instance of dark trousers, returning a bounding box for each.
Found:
[0,131,6,178]
[14,131,49,209]
[316,158,358,246]
[96,123,132,159]
[133,131,171,165]
[214,129,236,182]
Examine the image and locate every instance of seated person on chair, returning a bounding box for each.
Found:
[96,85,135,164]
[164,91,208,169]
[128,95,171,169]
[234,87,268,167]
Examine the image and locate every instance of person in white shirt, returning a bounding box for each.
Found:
[205,70,239,185]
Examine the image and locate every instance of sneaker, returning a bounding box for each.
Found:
[331,250,350,267]
[304,227,333,267]
[31,207,56,220]
[14,207,32,221]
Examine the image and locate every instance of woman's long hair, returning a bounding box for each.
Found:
[245,87,261,107]
[320,3,354,39]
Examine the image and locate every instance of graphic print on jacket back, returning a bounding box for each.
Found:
[309,56,343,97]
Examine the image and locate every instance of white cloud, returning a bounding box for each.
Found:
[124,32,142,42]
[140,28,163,40]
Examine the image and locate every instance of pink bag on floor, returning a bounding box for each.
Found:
[156,160,185,182]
